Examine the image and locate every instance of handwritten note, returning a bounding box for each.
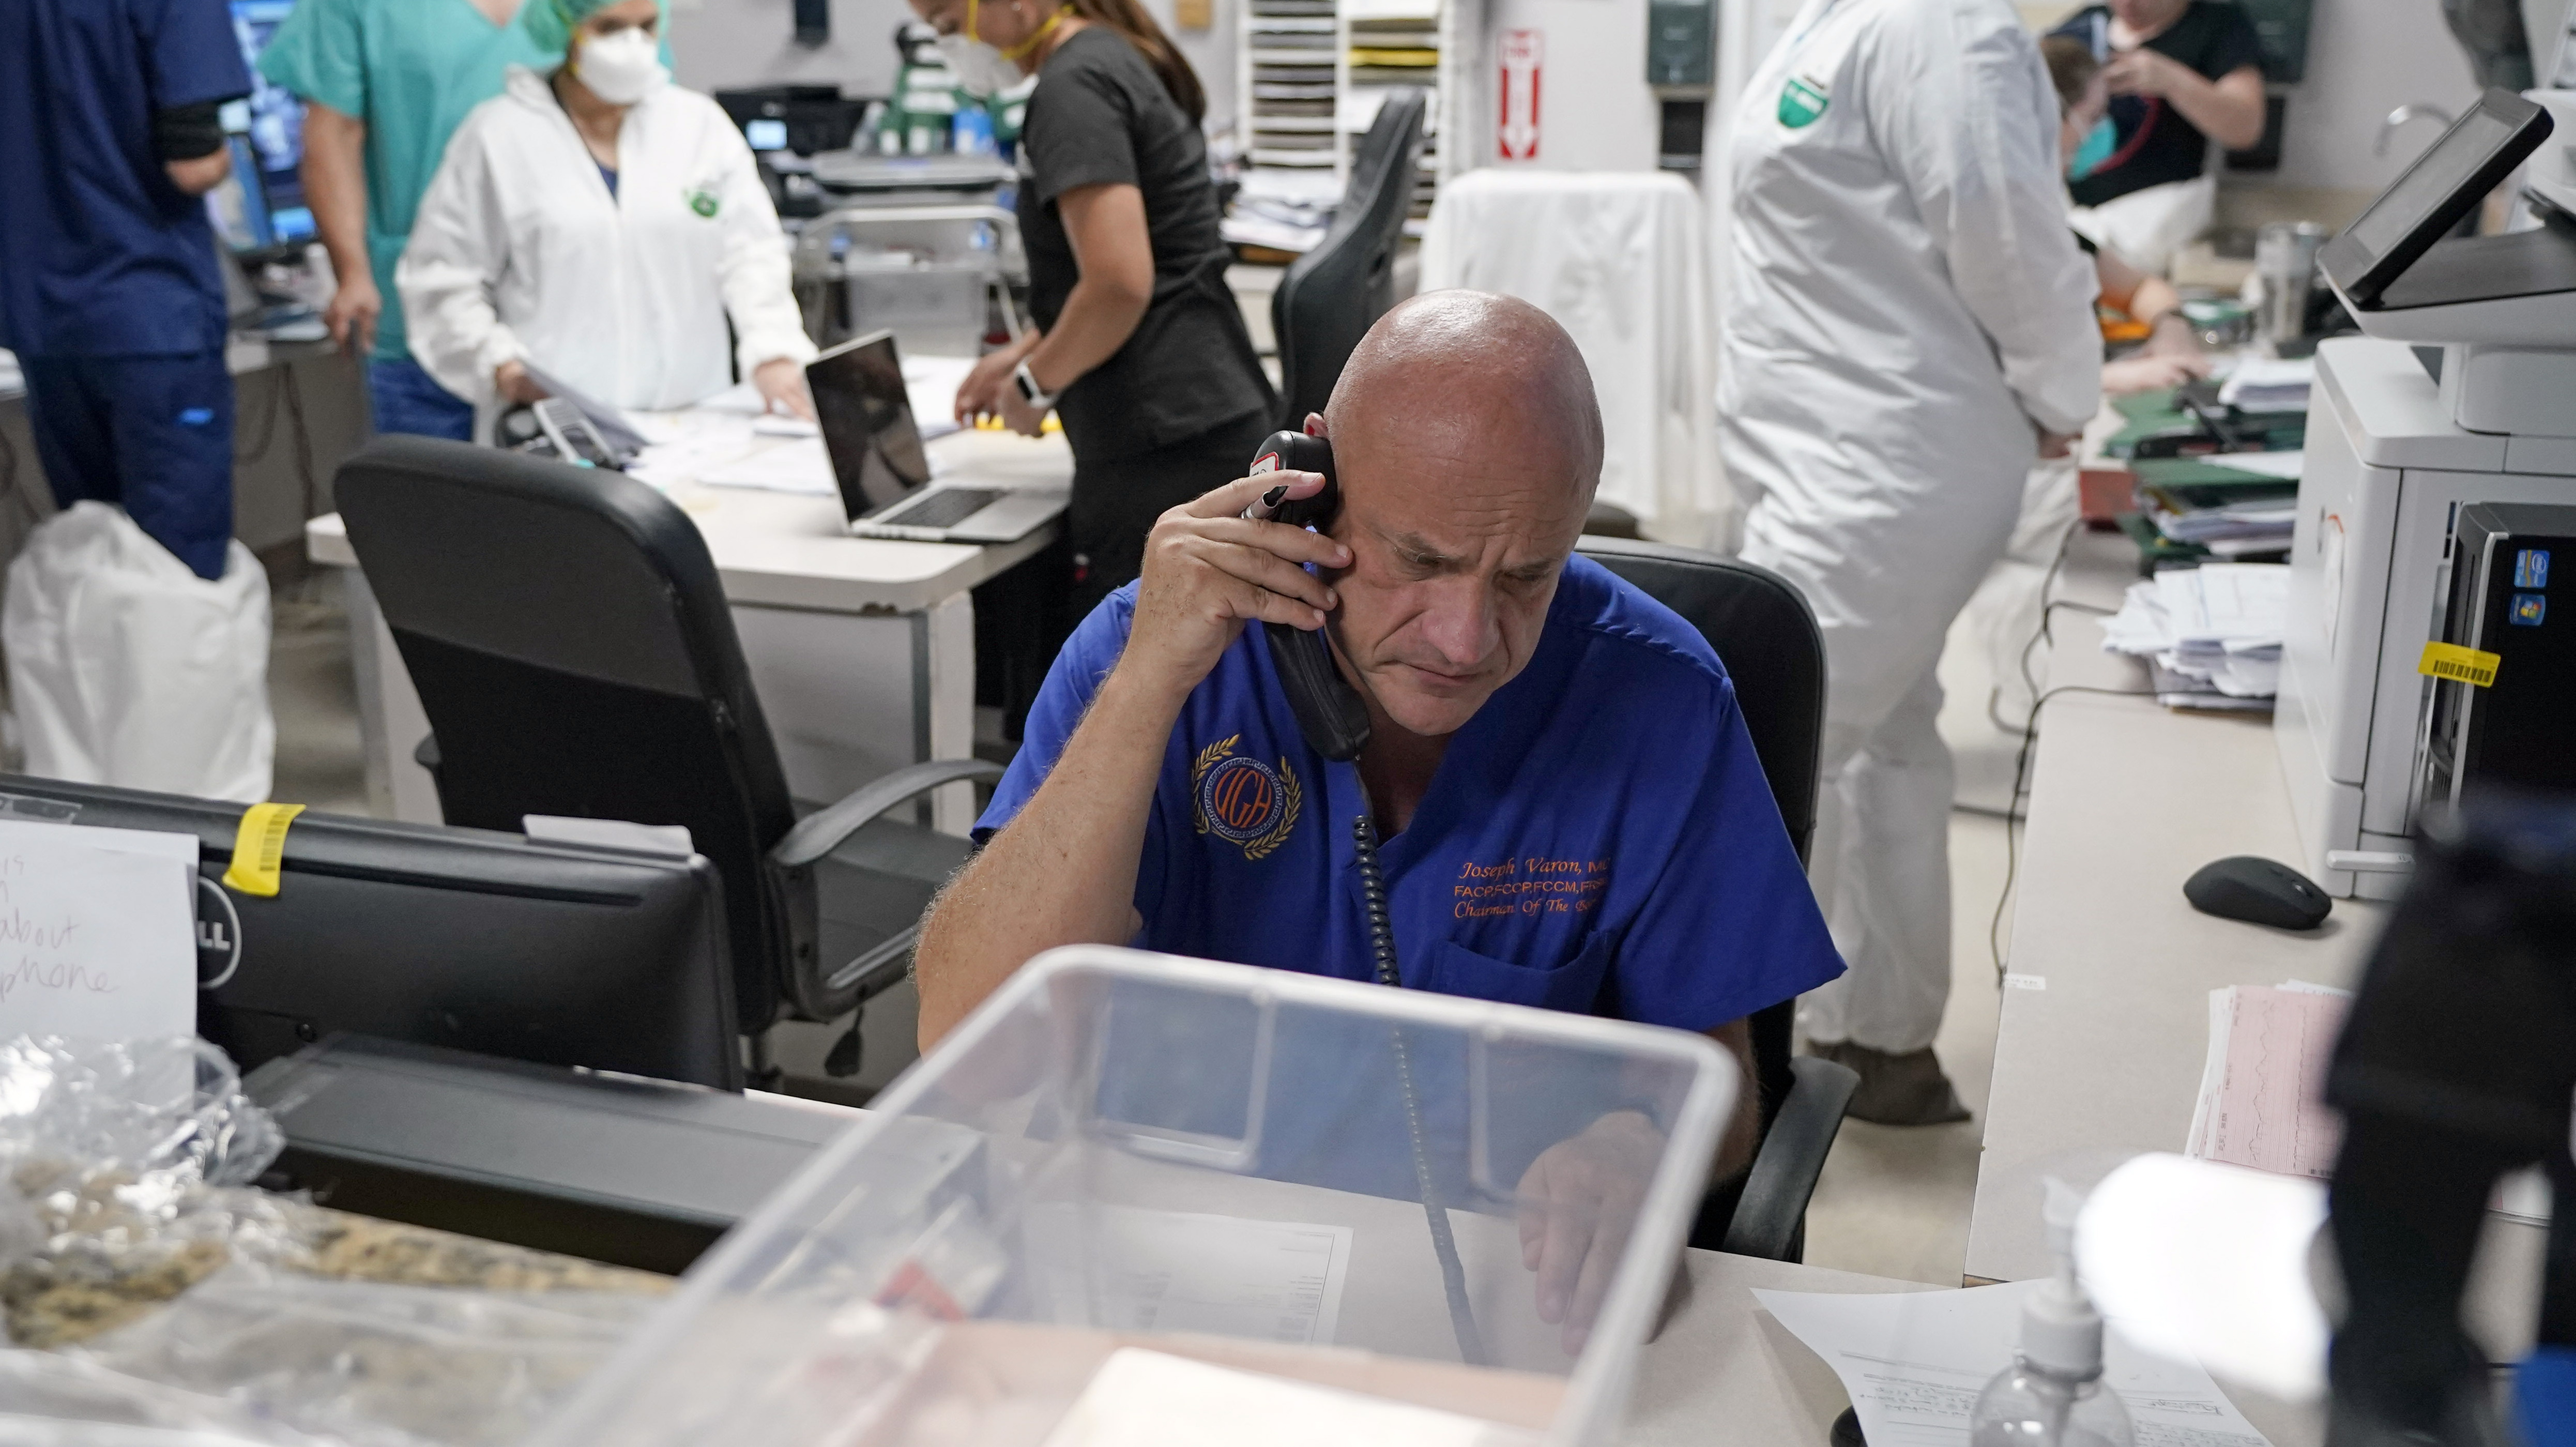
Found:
[0,819,197,1042]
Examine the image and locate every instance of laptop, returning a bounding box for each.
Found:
[809,331,1065,543]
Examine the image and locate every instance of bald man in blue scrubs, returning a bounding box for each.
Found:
[917,292,1844,1339]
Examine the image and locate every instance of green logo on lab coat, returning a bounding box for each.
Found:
[1777,75,1829,128]
[685,188,720,218]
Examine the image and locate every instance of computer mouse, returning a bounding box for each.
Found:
[2184,856,2332,931]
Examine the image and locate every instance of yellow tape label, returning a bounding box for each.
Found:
[2418,641,2501,689]
[221,803,305,897]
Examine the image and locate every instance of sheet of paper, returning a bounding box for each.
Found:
[1755,1280,2274,1447]
[0,819,198,1041]
[1025,1205,1353,1347]
[695,437,838,496]
[1038,1348,1522,1447]
[2212,451,2303,480]
[2185,985,2347,1179]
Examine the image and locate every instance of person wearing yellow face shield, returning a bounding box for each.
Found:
[398,0,817,436]
[917,0,1276,623]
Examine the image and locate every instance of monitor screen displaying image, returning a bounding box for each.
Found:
[211,0,314,253]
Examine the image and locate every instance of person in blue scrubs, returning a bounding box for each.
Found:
[917,291,1843,1346]
[0,0,252,582]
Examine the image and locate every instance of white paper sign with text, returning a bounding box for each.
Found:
[0,819,198,1041]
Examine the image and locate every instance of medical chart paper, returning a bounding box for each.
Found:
[1024,1205,1354,1347]
[2185,983,2349,1178]
[1754,1280,2274,1447]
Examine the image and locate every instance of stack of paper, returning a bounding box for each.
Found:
[2102,563,2287,704]
[2187,981,2556,1225]
[2217,356,2314,413]
[1223,170,1342,254]
[2185,983,2350,1179]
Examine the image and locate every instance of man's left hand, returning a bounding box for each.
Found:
[1517,1109,1664,1355]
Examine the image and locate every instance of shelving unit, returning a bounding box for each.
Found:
[1237,0,1464,234]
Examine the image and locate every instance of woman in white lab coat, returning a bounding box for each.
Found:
[399,0,816,431]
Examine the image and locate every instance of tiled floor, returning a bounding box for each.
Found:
[264,563,2039,1285]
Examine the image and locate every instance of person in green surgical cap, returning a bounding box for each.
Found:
[257,0,572,440]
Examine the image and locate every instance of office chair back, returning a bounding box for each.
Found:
[1576,537,1831,1254]
[1271,88,1428,425]
[337,435,800,1032]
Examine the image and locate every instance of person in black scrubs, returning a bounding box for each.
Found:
[2051,0,2267,208]
[916,0,1277,617]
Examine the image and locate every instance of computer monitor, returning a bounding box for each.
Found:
[2319,87,2552,310]
[210,0,315,255]
[0,778,743,1091]
[809,330,935,518]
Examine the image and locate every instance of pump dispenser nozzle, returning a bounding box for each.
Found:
[1967,1178,2137,1447]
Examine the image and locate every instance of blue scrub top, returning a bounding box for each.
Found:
[0,0,252,356]
[979,555,1846,1034]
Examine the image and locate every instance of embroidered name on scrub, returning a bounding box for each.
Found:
[1453,856,1609,918]
[1778,74,1830,127]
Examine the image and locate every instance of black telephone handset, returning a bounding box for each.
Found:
[1244,431,1371,763]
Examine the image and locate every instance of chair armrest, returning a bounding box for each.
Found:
[1719,1054,1859,1262]
[770,758,1005,868]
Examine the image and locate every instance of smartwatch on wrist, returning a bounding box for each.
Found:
[1013,360,1056,411]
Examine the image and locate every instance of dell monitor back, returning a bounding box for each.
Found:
[0,779,742,1090]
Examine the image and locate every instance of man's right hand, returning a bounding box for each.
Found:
[325,273,381,358]
[1121,471,1352,698]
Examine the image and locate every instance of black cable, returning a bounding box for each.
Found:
[1987,682,2155,984]
[1352,812,1488,1368]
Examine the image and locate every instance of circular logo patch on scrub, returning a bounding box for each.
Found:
[685,188,720,218]
[1777,74,1830,128]
[1190,734,1303,861]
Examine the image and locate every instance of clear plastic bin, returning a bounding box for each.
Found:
[531,947,1735,1447]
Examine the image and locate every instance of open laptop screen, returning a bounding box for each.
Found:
[809,331,933,519]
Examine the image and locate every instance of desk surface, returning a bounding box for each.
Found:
[306,422,1071,614]
[1968,529,2543,1354]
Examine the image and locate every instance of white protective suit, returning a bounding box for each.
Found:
[1721,0,2101,1054]
[400,67,816,425]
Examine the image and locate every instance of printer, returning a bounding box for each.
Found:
[2278,86,2576,899]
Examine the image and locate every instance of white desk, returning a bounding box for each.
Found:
[305,421,1069,830]
[1969,529,2545,1359]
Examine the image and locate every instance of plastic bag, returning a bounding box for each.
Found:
[0,1037,288,1349]
[3,502,275,803]
[0,1347,332,1446]
[74,1265,662,1447]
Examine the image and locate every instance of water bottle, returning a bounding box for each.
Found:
[1968,1181,2136,1447]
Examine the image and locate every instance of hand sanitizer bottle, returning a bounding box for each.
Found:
[1968,1181,2137,1447]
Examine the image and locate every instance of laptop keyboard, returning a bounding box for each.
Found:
[878,488,1004,531]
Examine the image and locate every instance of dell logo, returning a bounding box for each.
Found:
[194,876,242,989]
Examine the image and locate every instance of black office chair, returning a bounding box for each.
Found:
[1576,536,1858,1262]
[1271,88,1428,425]
[334,436,1000,1077]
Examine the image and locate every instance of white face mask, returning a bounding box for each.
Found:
[935,33,1019,98]
[575,27,668,105]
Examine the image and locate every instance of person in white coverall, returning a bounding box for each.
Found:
[398,0,816,435]
[1721,0,2101,1124]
